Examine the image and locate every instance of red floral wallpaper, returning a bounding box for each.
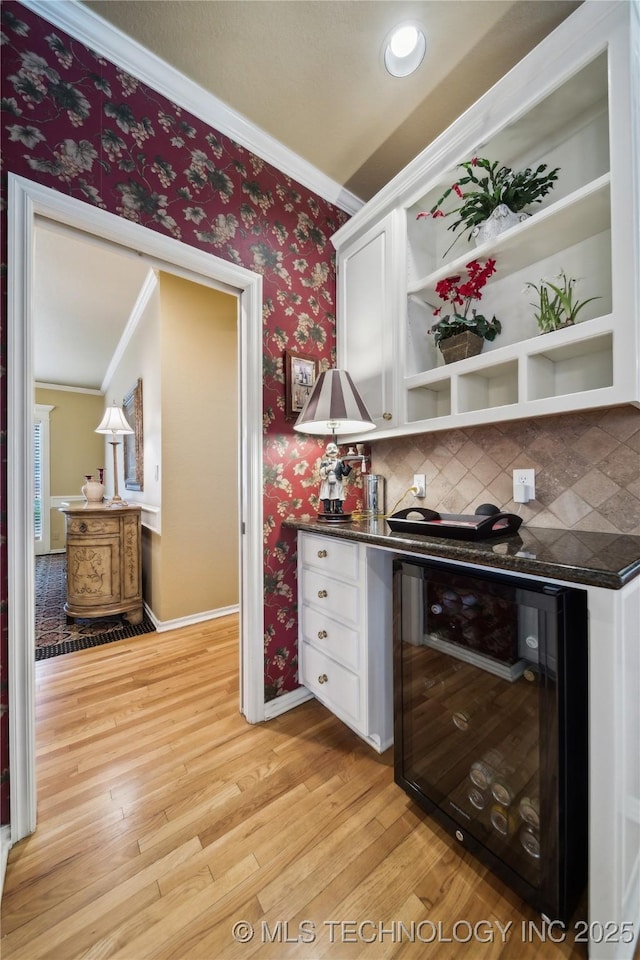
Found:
[0,1,350,822]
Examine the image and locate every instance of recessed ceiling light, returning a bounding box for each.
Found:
[383,22,426,78]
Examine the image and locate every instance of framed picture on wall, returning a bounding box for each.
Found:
[285,350,319,421]
[123,377,144,491]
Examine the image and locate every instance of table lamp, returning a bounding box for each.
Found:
[293,369,375,521]
[95,404,134,506]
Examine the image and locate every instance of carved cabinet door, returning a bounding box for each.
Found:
[66,534,120,608]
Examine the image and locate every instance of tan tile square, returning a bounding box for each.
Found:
[442,488,468,513]
[529,510,568,529]
[455,473,485,506]
[527,433,570,464]
[457,440,485,469]
[600,445,640,486]
[441,458,468,485]
[570,427,619,463]
[486,473,514,507]
[573,513,619,533]
[430,442,459,470]
[626,477,640,500]
[473,455,502,486]
[404,446,431,472]
[597,406,640,442]
[572,469,620,508]
[483,435,522,468]
[598,490,640,534]
[426,475,451,508]
[548,490,592,526]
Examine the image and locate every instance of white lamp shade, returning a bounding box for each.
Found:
[293,369,375,436]
[95,405,134,435]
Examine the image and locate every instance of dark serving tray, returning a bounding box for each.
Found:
[386,506,522,541]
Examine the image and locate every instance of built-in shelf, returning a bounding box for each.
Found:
[334,4,637,444]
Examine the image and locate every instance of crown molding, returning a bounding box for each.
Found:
[19,0,363,217]
[101,268,157,394]
[35,381,103,395]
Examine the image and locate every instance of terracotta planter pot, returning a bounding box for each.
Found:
[439,330,484,364]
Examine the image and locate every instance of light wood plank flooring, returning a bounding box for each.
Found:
[1,615,587,959]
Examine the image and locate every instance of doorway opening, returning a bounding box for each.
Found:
[7,174,265,843]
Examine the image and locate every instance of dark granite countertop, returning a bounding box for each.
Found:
[283,517,640,589]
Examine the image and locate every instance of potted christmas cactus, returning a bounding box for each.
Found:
[430,257,501,363]
[418,156,559,255]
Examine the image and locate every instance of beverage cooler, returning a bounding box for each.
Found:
[393,558,589,922]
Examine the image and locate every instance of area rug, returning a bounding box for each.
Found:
[35,554,156,660]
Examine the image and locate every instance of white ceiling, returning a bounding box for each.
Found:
[35,0,582,391]
[34,222,152,391]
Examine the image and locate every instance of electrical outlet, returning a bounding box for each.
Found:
[413,474,426,498]
[513,468,535,502]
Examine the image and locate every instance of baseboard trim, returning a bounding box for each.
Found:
[1,825,12,901]
[264,686,313,720]
[147,604,240,633]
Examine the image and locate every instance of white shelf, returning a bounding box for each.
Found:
[408,175,611,301]
[403,316,616,423]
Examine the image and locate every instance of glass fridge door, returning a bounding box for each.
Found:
[395,561,561,895]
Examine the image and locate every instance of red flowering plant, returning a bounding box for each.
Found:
[429,258,501,346]
[418,157,559,256]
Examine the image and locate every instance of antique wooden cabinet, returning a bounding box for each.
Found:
[60,503,143,625]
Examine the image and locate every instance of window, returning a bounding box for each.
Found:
[34,404,54,555]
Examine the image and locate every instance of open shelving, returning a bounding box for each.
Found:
[333,3,638,441]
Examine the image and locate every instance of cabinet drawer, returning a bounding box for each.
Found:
[300,534,359,581]
[301,642,362,728]
[300,568,359,624]
[66,516,120,536]
[301,603,360,672]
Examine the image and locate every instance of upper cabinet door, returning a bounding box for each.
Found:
[336,212,400,433]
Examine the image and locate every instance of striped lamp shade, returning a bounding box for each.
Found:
[293,369,375,437]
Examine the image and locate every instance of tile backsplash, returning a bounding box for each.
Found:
[372,405,640,536]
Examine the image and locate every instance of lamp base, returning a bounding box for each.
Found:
[104,495,128,508]
[317,512,353,524]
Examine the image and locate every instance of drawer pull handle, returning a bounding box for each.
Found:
[317,589,328,599]
[383,412,392,420]
[318,673,328,684]
[317,630,327,639]
[317,549,328,558]
[79,522,88,533]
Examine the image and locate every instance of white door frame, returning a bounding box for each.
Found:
[7,173,265,843]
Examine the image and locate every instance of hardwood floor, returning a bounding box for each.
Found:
[1,615,587,959]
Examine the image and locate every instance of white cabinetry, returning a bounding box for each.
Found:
[336,212,400,429]
[588,576,640,960]
[297,532,393,751]
[332,1,639,440]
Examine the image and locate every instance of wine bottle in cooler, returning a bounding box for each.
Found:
[519,795,540,829]
[519,823,541,859]
[490,802,518,838]
[469,749,504,791]
[491,757,537,807]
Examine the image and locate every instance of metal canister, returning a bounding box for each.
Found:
[362,474,385,518]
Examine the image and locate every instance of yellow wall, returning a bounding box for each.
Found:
[35,387,105,550]
[156,273,239,621]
